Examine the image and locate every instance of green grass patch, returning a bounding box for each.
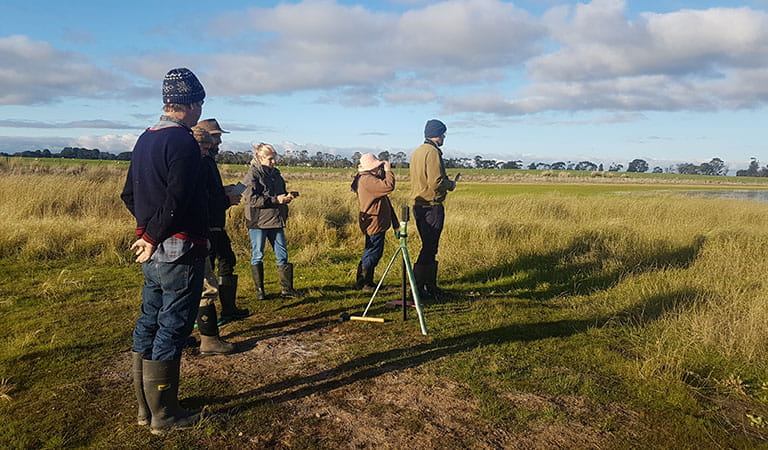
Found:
[3,161,768,447]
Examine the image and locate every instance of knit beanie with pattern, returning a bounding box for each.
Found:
[162,68,206,105]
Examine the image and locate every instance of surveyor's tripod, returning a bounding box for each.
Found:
[359,206,428,335]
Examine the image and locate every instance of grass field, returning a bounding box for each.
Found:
[2,157,768,448]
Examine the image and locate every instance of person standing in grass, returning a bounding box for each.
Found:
[242,143,299,299]
[190,125,237,356]
[120,68,208,434]
[409,119,456,299]
[351,153,396,291]
[194,118,249,324]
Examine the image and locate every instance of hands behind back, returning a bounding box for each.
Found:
[130,238,155,263]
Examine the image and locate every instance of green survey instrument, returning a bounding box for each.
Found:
[356,205,428,335]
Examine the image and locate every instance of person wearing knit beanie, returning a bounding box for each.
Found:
[408,119,457,300]
[120,67,209,434]
[424,119,447,140]
[163,68,206,105]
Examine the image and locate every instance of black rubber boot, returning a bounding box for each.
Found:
[197,304,236,356]
[219,274,249,322]
[361,265,376,292]
[142,359,202,435]
[412,264,430,299]
[277,263,299,298]
[425,261,448,298]
[354,262,365,290]
[250,264,266,300]
[131,351,150,426]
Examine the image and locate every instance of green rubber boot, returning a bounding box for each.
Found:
[131,351,150,426]
[142,359,202,435]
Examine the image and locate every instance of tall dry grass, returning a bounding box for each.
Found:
[2,159,768,378]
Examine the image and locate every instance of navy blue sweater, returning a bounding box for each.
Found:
[121,124,208,247]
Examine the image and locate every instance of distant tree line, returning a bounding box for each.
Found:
[734,158,768,177]
[1,147,132,161]
[3,146,767,177]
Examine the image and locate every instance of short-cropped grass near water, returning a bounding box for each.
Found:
[2,157,768,448]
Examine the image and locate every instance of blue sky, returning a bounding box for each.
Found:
[2,0,768,170]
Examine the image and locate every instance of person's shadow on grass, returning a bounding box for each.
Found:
[445,232,705,303]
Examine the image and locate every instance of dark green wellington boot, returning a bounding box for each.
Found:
[142,359,202,435]
[277,263,299,298]
[131,351,150,426]
[197,304,236,356]
[250,263,266,300]
[218,274,249,324]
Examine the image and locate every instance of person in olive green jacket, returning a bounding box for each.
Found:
[351,153,395,291]
[409,119,457,298]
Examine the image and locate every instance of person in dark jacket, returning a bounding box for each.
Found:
[242,143,299,299]
[191,126,236,356]
[120,68,207,434]
[351,153,395,291]
[194,118,249,323]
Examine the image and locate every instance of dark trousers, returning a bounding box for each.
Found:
[133,255,205,361]
[414,204,444,265]
[209,230,236,278]
[361,232,386,269]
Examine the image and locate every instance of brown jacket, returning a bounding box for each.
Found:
[409,141,454,206]
[355,170,395,235]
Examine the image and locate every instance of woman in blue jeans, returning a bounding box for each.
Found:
[242,143,298,299]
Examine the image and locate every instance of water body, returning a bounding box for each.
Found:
[677,190,768,203]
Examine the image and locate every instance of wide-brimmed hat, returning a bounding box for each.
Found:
[192,126,214,148]
[196,118,229,134]
[358,153,383,172]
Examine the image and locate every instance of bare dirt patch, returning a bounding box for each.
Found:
[104,316,648,448]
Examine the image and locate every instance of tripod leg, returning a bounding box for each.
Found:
[361,247,402,317]
[401,247,428,335]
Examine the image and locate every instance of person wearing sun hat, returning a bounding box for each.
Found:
[194,118,249,324]
[189,125,237,356]
[409,119,457,300]
[121,67,208,434]
[351,153,396,291]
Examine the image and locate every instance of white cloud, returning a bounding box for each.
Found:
[453,0,768,115]
[6,0,768,120]
[194,0,544,100]
[0,134,137,154]
[0,35,127,105]
[74,134,139,153]
[531,1,768,81]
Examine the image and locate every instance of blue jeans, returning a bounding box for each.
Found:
[414,204,445,265]
[249,228,288,266]
[361,232,386,269]
[133,255,205,361]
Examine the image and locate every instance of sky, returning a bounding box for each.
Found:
[2,0,768,170]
